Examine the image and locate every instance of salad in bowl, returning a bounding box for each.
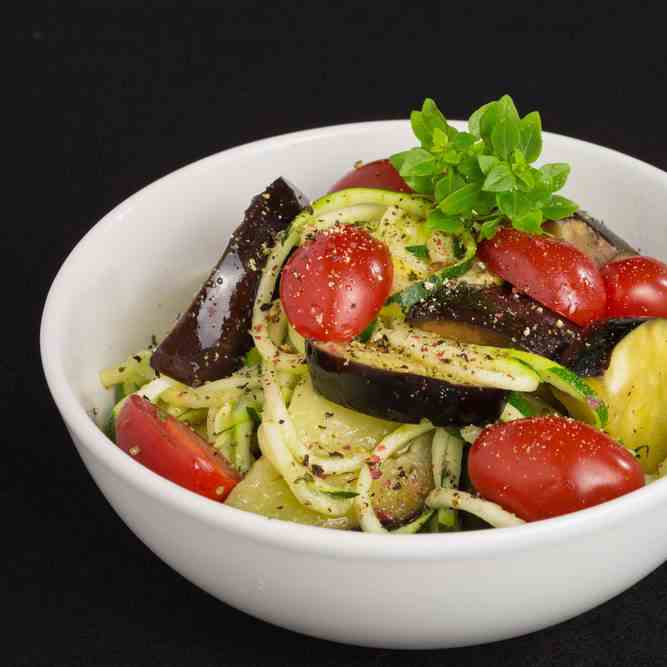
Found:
[99,96,667,535]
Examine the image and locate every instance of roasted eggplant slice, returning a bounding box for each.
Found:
[556,318,667,473]
[151,178,307,385]
[408,282,581,361]
[306,340,508,427]
[561,317,650,376]
[543,210,636,266]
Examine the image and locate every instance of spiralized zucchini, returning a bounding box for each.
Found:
[99,185,626,535]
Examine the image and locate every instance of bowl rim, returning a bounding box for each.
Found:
[41,119,667,562]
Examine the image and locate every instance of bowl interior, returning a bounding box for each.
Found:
[43,119,667,521]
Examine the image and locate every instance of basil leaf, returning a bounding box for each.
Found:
[514,163,535,190]
[491,118,521,161]
[478,155,499,175]
[497,191,532,219]
[422,98,448,135]
[435,172,465,201]
[540,163,570,192]
[441,149,462,165]
[458,155,483,181]
[474,190,497,215]
[405,244,429,259]
[513,209,544,234]
[397,147,437,177]
[498,94,520,122]
[479,218,502,240]
[482,163,516,192]
[410,110,432,146]
[432,127,448,150]
[519,112,542,163]
[426,209,465,234]
[542,195,578,220]
[468,102,493,137]
[453,132,476,151]
[402,173,435,195]
[479,101,501,143]
[439,182,483,215]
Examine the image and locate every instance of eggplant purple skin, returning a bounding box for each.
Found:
[561,317,650,377]
[408,282,582,363]
[306,341,507,428]
[543,210,636,266]
[151,178,307,386]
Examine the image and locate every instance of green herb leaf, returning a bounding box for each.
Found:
[426,209,465,234]
[468,101,493,137]
[482,163,516,192]
[478,217,502,240]
[397,148,437,177]
[496,190,532,219]
[542,195,578,220]
[405,244,430,259]
[458,155,483,181]
[434,171,465,201]
[519,112,542,163]
[410,110,432,146]
[421,98,448,135]
[439,182,483,215]
[491,118,521,161]
[478,155,499,175]
[498,94,520,122]
[540,163,570,191]
[513,208,544,234]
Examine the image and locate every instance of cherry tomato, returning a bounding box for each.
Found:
[601,256,667,318]
[280,224,393,342]
[116,395,240,501]
[468,416,644,522]
[478,228,607,327]
[329,159,412,193]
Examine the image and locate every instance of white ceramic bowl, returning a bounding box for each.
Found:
[41,121,667,649]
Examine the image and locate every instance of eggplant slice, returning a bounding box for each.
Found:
[561,317,650,377]
[543,210,636,266]
[307,340,507,427]
[151,178,307,385]
[408,282,581,362]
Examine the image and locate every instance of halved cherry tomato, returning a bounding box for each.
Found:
[468,416,644,522]
[601,256,667,318]
[478,228,607,327]
[280,224,393,342]
[116,395,240,501]
[329,159,412,193]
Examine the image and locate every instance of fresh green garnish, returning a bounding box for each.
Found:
[390,96,578,239]
[405,244,429,259]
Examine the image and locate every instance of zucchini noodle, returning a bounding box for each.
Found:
[251,227,307,373]
[261,361,366,474]
[258,421,353,517]
[427,488,525,529]
[431,428,464,529]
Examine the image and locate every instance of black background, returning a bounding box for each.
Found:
[10,5,666,666]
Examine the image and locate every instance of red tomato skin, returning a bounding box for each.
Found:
[280,224,393,342]
[116,396,240,501]
[478,228,607,327]
[329,159,412,193]
[601,256,667,318]
[468,416,644,522]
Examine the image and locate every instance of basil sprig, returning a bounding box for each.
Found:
[390,96,578,239]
